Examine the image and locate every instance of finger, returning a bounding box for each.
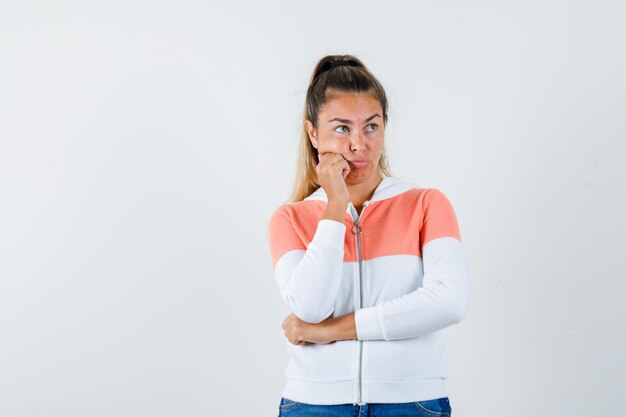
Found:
[329,154,347,165]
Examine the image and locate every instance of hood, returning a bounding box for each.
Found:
[302,175,418,206]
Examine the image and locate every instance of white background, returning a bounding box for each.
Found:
[1,1,624,416]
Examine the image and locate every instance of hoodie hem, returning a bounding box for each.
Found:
[281,377,447,405]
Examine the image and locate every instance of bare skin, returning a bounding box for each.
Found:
[281,91,385,346]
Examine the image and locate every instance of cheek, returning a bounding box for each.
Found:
[318,137,345,152]
[370,144,384,162]
[369,137,384,152]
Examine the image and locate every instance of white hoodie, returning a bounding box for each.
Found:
[267,175,470,405]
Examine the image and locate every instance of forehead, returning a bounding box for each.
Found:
[320,92,382,119]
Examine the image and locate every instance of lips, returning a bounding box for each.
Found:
[349,159,370,168]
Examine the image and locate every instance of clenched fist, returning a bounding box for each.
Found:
[281,313,336,346]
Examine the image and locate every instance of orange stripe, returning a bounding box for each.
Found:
[267,188,461,267]
[361,188,461,260]
[268,201,328,269]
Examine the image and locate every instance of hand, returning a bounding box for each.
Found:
[281,313,336,346]
[316,152,350,204]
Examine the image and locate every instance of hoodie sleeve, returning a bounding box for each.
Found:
[354,188,470,341]
[268,204,347,324]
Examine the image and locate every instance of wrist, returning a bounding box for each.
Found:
[323,201,348,222]
[326,313,357,342]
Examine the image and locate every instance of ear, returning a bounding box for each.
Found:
[304,120,318,149]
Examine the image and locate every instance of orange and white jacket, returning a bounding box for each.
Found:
[267,175,470,406]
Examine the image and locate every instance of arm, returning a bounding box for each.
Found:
[354,237,469,340]
[303,236,469,343]
[301,234,469,343]
[268,204,346,324]
[353,189,470,341]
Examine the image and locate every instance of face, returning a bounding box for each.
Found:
[305,91,384,184]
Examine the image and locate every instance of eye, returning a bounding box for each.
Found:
[366,124,378,132]
[334,125,349,133]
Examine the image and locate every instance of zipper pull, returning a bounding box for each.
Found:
[352,216,360,234]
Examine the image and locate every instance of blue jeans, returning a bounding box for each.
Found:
[278,396,452,416]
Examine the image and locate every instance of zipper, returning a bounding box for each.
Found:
[349,200,370,406]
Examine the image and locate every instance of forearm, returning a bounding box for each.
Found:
[354,237,469,341]
[274,220,346,323]
[325,312,357,341]
[269,202,349,325]
[322,200,348,222]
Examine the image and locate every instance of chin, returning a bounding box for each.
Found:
[346,168,373,182]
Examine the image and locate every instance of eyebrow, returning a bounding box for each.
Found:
[327,113,381,124]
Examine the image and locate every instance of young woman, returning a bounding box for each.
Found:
[267,54,469,417]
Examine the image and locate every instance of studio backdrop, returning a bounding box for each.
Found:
[0,1,624,416]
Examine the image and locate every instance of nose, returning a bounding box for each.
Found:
[350,132,366,152]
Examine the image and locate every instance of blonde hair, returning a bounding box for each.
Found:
[288,54,393,203]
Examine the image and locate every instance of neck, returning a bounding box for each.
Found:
[346,172,384,204]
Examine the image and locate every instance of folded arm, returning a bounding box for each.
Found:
[354,236,470,341]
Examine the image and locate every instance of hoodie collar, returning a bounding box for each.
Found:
[303,175,417,205]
